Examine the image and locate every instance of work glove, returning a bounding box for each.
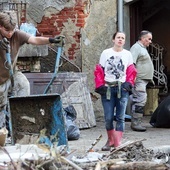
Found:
[49,35,65,46]
[0,38,9,51]
[121,82,132,92]
[95,85,107,95]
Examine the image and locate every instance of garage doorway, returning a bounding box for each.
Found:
[126,0,169,96]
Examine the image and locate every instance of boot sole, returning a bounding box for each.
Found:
[101,144,114,151]
[131,127,146,132]
[101,148,110,151]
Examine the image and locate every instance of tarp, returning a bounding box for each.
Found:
[150,95,170,128]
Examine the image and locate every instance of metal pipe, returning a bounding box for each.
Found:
[44,46,63,94]
[117,0,124,32]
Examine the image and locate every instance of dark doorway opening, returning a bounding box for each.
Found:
[129,0,170,99]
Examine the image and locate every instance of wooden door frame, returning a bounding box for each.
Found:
[129,0,143,46]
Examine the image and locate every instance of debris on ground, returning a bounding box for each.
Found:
[1,138,170,170]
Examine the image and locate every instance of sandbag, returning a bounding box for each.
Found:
[150,95,170,128]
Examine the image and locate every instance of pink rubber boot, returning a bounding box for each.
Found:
[101,129,115,151]
[113,131,123,148]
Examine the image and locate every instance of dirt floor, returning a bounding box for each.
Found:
[68,115,170,155]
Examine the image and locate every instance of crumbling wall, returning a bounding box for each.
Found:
[24,0,89,71]
[2,0,88,72]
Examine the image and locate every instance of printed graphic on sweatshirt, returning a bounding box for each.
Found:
[106,56,125,79]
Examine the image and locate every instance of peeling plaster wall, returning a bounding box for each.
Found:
[23,0,80,64]
[6,0,88,71]
[26,0,76,24]
[82,0,117,117]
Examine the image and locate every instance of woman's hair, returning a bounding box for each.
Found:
[0,11,17,31]
[112,31,125,39]
[138,30,152,40]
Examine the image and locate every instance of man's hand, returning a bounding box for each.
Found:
[49,35,65,46]
[0,38,9,50]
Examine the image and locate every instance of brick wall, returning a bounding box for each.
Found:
[16,0,89,73]
[36,1,88,62]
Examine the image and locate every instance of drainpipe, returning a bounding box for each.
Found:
[117,0,124,32]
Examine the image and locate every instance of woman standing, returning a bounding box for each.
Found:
[94,32,137,151]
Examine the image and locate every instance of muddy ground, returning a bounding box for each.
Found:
[68,115,170,155]
[1,115,170,170]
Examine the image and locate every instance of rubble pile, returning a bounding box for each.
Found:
[110,141,161,162]
[1,140,170,170]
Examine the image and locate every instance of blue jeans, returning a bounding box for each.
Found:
[101,86,129,132]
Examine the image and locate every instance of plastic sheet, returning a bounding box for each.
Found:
[20,23,37,36]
